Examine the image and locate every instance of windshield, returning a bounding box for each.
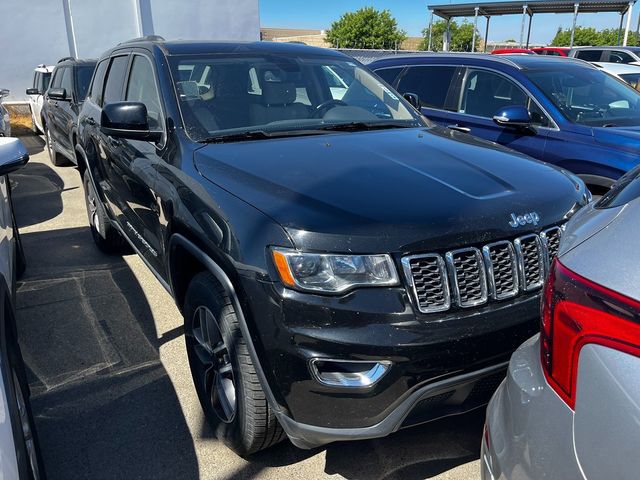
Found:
[526,65,640,127]
[620,73,640,92]
[168,53,424,142]
[75,64,96,101]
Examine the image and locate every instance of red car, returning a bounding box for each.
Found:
[531,47,571,56]
[491,48,534,55]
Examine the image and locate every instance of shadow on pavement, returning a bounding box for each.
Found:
[10,160,66,228]
[12,151,200,479]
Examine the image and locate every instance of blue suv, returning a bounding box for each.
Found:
[370,54,640,195]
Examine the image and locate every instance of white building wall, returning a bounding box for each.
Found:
[0,0,260,102]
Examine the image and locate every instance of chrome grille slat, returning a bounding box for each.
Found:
[403,225,563,314]
[514,234,545,291]
[401,254,450,313]
[446,248,487,308]
[482,241,519,300]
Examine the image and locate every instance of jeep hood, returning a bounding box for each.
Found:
[195,127,586,252]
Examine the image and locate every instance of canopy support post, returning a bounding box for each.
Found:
[519,5,528,47]
[472,7,479,52]
[428,11,434,51]
[484,16,491,52]
[570,3,579,48]
[624,2,634,46]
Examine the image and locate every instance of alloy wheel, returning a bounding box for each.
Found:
[190,306,236,423]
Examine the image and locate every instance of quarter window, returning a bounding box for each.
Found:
[126,55,163,129]
[396,66,457,110]
[103,56,129,105]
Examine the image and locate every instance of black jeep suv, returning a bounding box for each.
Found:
[43,57,96,166]
[76,37,590,455]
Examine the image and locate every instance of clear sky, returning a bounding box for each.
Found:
[259,0,636,45]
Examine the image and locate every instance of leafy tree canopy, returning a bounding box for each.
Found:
[551,26,639,46]
[420,20,482,52]
[325,7,407,49]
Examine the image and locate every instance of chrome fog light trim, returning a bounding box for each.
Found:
[309,359,392,388]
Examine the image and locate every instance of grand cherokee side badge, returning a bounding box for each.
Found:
[509,212,540,228]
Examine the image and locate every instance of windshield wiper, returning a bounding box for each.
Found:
[200,129,325,144]
[316,121,415,132]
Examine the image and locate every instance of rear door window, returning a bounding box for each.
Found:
[103,55,129,105]
[396,66,457,110]
[576,50,603,62]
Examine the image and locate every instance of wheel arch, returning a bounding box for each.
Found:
[167,233,288,416]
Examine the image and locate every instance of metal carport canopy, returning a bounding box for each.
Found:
[429,0,634,18]
[426,0,637,51]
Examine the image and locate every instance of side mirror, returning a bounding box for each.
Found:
[493,105,533,129]
[403,92,421,110]
[25,88,40,95]
[0,89,9,99]
[48,87,68,101]
[100,102,162,142]
[0,138,29,176]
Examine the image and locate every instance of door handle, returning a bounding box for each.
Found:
[447,124,471,133]
[86,117,96,126]
[107,137,122,149]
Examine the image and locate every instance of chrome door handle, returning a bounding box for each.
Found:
[86,117,96,126]
[447,124,471,133]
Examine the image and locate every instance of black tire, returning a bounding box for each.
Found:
[8,338,46,479]
[44,126,68,167]
[82,170,128,254]
[184,272,285,456]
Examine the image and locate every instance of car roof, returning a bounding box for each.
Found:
[571,46,640,52]
[593,62,640,74]
[56,58,97,68]
[106,38,348,59]
[369,52,593,71]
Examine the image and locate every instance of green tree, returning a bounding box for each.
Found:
[551,26,639,46]
[420,20,482,52]
[325,7,407,49]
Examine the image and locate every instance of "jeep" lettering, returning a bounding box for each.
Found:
[509,212,540,228]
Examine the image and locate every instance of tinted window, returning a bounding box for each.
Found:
[608,51,635,64]
[126,55,163,129]
[461,69,526,116]
[576,50,603,61]
[42,72,51,92]
[60,68,72,95]
[50,68,63,89]
[33,72,39,89]
[103,56,129,105]
[375,67,403,86]
[75,64,96,100]
[396,66,457,109]
[89,60,109,105]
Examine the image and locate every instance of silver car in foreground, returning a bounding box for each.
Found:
[482,168,640,480]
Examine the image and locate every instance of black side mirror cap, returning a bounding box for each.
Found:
[403,92,421,110]
[492,105,533,129]
[100,102,162,142]
[48,87,68,101]
[0,138,29,176]
[26,88,40,95]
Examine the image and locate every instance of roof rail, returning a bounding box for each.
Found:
[119,35,166,45]
[57,56,75,63]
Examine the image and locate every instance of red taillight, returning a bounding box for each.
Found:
[541,259,640,409]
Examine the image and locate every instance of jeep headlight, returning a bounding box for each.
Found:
[272,248,399,293]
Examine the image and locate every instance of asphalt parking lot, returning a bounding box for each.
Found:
[10,132,483,480]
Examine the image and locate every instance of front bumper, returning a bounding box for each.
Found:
[240,276,540,449]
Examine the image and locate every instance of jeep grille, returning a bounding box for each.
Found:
[402,227,563,314]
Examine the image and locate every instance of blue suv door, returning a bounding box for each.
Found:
[392,64,552,160]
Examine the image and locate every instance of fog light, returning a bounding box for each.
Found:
[310,359,391,388]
